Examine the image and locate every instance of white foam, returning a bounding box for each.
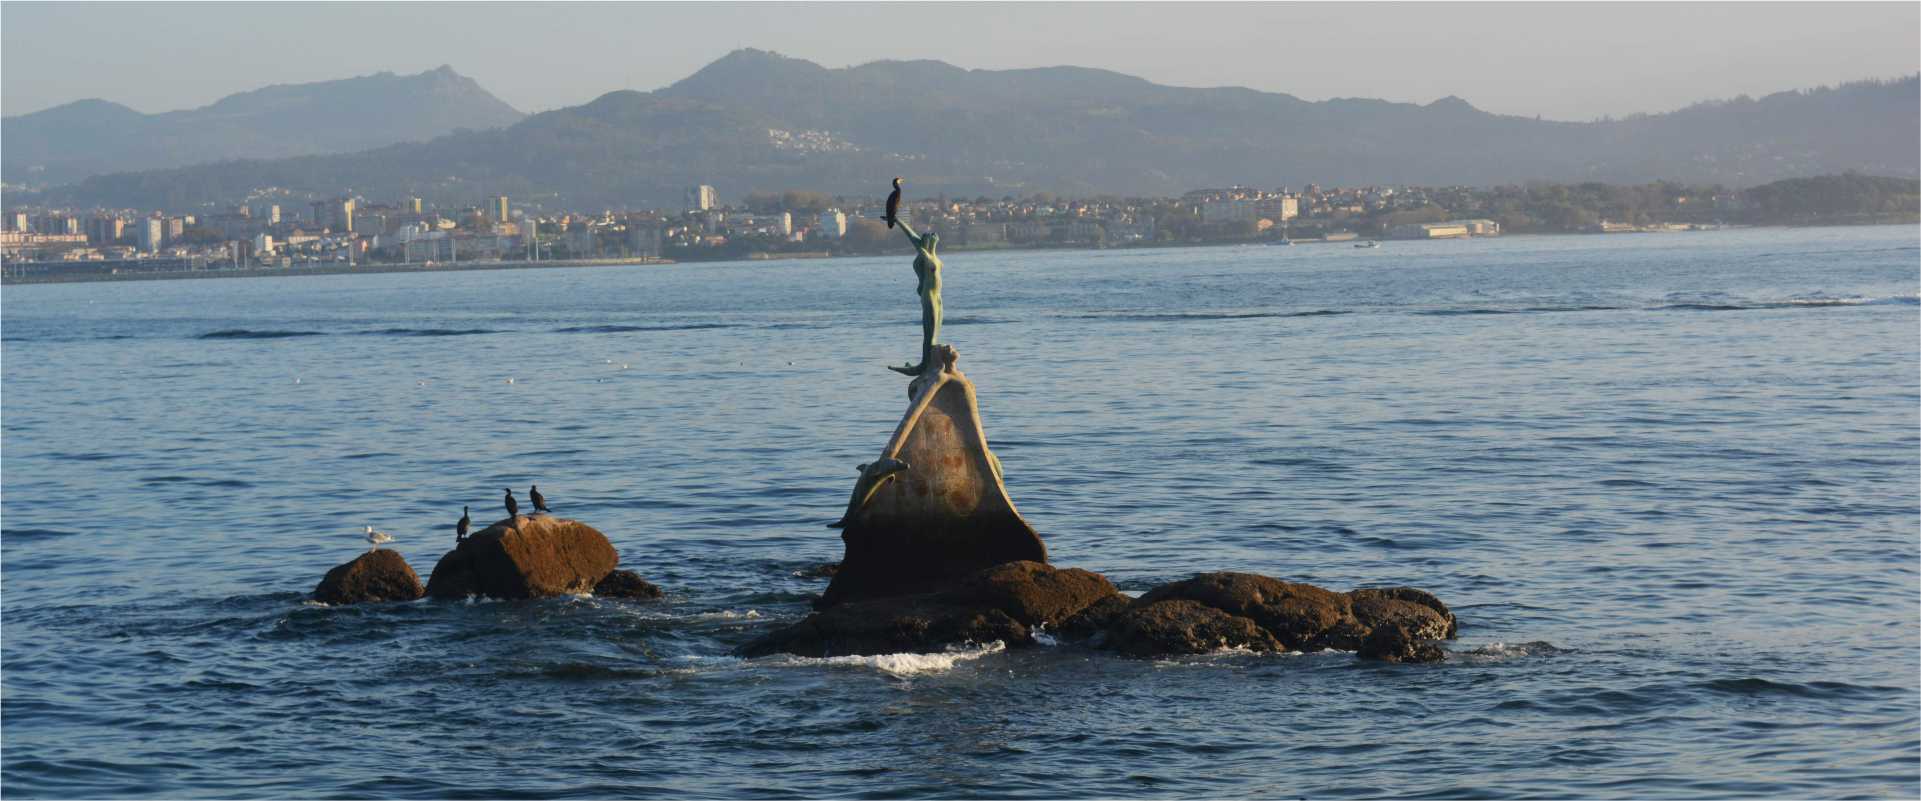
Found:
[1459,641,1562,661]
[691,609,762,621]
[804,640,1007,678]
[1152,646,1307,667]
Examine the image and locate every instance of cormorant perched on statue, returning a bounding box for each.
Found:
[530,485,550,514]
[884,177,903,229]
[504,488,519,519]
[456,506,470,542]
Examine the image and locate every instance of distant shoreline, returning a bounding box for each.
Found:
[3,220,1907,287]
[0,257,676,286]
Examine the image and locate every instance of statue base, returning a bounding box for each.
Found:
[820,345,1046,606]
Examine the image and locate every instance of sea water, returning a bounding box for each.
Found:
[3,225,1917,798]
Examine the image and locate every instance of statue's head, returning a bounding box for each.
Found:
[893,176,903,188]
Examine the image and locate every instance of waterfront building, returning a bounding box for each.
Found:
[687,185,718,211]
[1201,199,1259,225]
[312,198,354,233]
[777,211,792,236]
[1060,220,1105,243]
[816,209,846,238]
[1389,221,1471,240]
[7,212,27,232]
[87,216,124,245]
[138,217,165,252]
[0,231,90,259]
[493,196,510,223]
[1006,220,1051,243]
[627,220,662,257]
[564,227,595,257]
[408,197,423,215]
[962,222,1007,245]
[404,236,456,263]
[1255,195,1300,223]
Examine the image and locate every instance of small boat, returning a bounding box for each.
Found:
[1267,238,1293,246]
[1354,241,1380,249]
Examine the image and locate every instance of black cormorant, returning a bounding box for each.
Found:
[884,177,903,229]
[457,506,470,542]
[504,488,519,519]
[530,485,550,514]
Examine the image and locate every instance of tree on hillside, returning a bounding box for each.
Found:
[840,218,896,252]
[781,191,832,214]
[1382,206,1450,227]
[1742,173,1921,218]
[743,191,782,212]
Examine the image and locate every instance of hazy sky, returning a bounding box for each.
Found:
[4,2,1916,120]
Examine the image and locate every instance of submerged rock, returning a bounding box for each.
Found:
[1358,622,1447,664]
[594,569,664,599]
[314,549,424,604]
[425,516,619,600]
[742,560,1122,658]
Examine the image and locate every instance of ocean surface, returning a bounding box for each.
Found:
[3,226,1917,799]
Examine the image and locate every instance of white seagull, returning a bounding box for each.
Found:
[363,525,395,552]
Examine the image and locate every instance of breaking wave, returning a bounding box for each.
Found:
[787,641,1008,678]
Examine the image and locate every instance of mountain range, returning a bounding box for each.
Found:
[16,49,1918,211]
[2,66,525,187]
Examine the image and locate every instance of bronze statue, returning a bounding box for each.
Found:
[887,217,942,377]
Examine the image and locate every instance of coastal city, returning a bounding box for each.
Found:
[0,178,1773,282]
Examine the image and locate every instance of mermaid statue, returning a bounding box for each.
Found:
[886,217,942,377]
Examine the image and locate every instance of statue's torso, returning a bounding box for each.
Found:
[916,252,942,296]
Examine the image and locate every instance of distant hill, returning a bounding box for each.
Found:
[28,50,1919,210]
[2,66,525,187]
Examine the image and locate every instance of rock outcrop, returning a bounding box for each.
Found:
[1095,572,1455,662]
[1352,583,1452,641]
[756,561,1455,663]
[1104,599,1284,656]
[1349,587,1458,639]
[594,569,664,599]
[742,560,1120,657]
[945,560,1119,624]
[823,345,1048,606]
[1137,573,1357,651]
[314,549,424,604]
[425,516,619,600]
